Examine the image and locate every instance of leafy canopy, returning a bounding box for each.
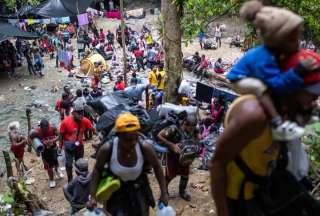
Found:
[180,0,320,45]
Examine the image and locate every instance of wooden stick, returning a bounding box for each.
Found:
[2,150,13,178]
[26,108,32,152]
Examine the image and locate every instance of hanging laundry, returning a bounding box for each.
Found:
[77,13,89,26]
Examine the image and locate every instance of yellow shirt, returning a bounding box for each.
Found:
[224,95,279,200]
[157,70,166,90]
[148,71,158,87]
[146,35,153,45]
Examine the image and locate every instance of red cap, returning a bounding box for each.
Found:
[283,49,320,95]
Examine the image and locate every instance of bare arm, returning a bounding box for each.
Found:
[157,128,176,152]
[209,99,267,216]
[90,143,110,200]
[141,141,168,205]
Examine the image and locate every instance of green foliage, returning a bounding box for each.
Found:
[180,0,320,46]
[3,0,41,11]
[181,0,240,41]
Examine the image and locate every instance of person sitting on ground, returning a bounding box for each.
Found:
[230,33,241,48]
[193,52,201,66]
[64,158,92,214]
[30,119,63,188]
[8,121,28,176]
[214,58,226,74]
[88,113,168,215]
[60,100,94,182]
[195,55,209,78]
[157,116,200,201]
[114,75,125,91]
[227,0,320,141]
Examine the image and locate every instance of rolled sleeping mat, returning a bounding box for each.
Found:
[32,138,44,153]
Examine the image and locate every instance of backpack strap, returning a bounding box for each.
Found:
[234,155,268,200]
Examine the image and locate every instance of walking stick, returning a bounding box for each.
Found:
[26,108,32,152]
[2,150,13,178]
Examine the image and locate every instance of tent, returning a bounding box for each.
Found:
[32,0,93,17]
[0,22,39,42]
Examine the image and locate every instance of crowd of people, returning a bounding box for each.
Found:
[5,1,320,216]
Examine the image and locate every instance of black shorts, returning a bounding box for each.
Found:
[64,145,84,169]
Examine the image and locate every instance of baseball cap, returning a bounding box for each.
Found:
[115,113,141,133]
[284,49,320,95]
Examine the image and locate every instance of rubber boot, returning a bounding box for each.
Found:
[179,176,191,201]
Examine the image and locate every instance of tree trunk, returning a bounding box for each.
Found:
[161,0,183,103]
[3,150,13,178]
[120,0,128,86]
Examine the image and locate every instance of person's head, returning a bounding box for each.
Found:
[152,67,157,73]
[195,51,199,56]
[115,113,141,150]
[83,88,90,96]
[132,72,137,78]
[76,89,83,97]
[216,23,220,27]
[75,158,89,176]
[159,64,164,71]
[240,0,303,53]
[108,30,111,33]
[72,100,85,122]
[130,78,138,86]
[117,75,123,82]
[63,85,71,94]
[217,58,222,63]
[201,55,206,60]
[100,28,103,32]
[182,116,198,134]
[62,92,68,100]
[8,121,20,133]
[40,119,49,133]
[276,50,320,124]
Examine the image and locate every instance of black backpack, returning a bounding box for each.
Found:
[235,142,320,216]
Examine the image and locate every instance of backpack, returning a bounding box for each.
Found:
[235,142,320,215]
[178,139,200,166]
[151,111,187,141]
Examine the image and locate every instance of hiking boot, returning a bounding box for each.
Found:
[272,121,305,141]
[49,180,56,188]
[179,177,191,201]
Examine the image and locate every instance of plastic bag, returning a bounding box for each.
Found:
[157,103,197,118]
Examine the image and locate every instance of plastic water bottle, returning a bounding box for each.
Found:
[57,150,66,171]
[156,203,176,216]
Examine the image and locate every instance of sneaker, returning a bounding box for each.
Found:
[49,180,56,188]
[272,121,305,141]
[55,170,64,179]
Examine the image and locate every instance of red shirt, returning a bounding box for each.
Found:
[35,124,57,149]
[99,32,105,42]
[55,99,62,111]
[115,81,125,90]
[134,49,143,58]
[200,59,209,68]
[60,116,93,148]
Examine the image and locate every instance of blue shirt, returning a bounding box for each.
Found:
[199,31,205,40]
[227,45,304,94]
[124,84,147,101]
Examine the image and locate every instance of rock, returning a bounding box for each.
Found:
[30,85,37,90]
[51,85,59,93]
[0,95,4,102]
[24,87,32,91]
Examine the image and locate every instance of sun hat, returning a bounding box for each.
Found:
[115,113,141,133]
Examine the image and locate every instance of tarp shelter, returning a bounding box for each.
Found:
[0,22,39,42]
[32,0,93,17]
